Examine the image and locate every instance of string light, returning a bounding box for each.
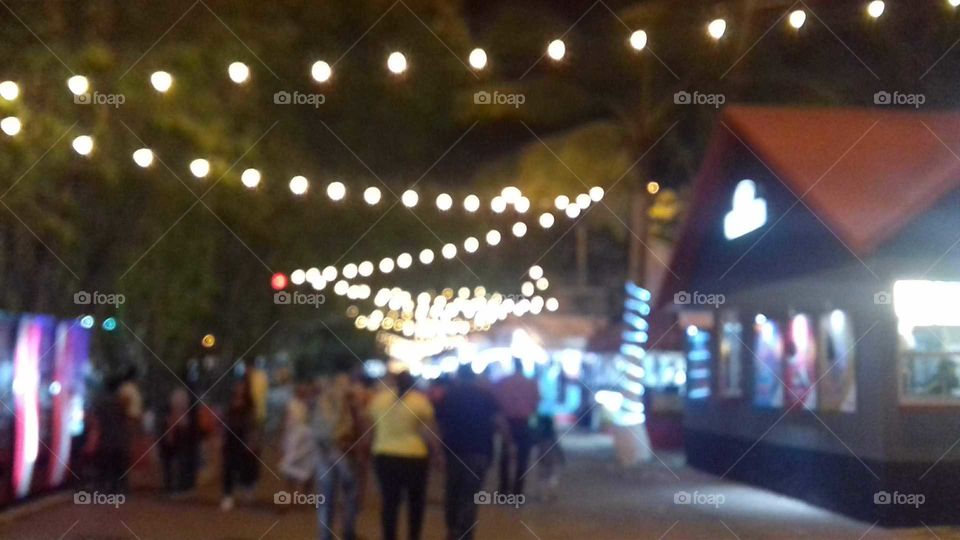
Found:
[789,10,807,29]
[491,196,507,213]
[547,39,566,61]
[463,194,480,212]
[0,81,19,101]
[554,195,570,210]
[576,193,591,209]
[132,148,154,168]
[501,186,521,204]
[436,193,453,211]
[241,168,261,188]
[442,243,457,259]
[311,61,332,83]
[538,212,555,228]
[190,158,210,178]
[1,117,21,136]
[546,297,559,312]
[951,0,960,7]
[565,204,581,218]
[327,181,346,201]
[67,75,89,96]
[867,1,885,18]
[343,263,358,279]
[486,230,501,246]
[708,19,727,40]
[358,261,374,277]
[228,62,250,84]
[322,266,338,281]
[630,30,648,51]
[419,249,435,264]
[589,186,605,201]
[291,269,306,285]
[647,181,661,194]
[150,71,173,93]
[72,135,94,156]
[289,175,309,195]
[397,253,413,269]
[379,258,395,273]
[512,222,528,237]
[536,277,549,290]
[402,189,419,207]
[364,187,382,205]
[514,197,531,213]
[468,48,488,70]
[387,51,408,74]
[464,237,480,253]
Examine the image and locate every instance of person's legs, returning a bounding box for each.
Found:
[498,434,514,494]
[458,454,490,540]
[406,457,429,540]
[339,458,359,540]
[444,454,460,535]
[316,452,338,540]
[513,424,533,495]
[374,456,402,540]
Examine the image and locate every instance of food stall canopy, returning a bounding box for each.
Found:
[659,105,960,308]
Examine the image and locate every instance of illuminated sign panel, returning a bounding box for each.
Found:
[724,179,767,240]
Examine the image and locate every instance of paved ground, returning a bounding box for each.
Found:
[1,432,957,540]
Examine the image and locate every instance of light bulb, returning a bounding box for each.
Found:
[364,187,382,205]
[72,135,94,156]
[241,168,261,188]
[387,52,407,74]
[190,159,210,178]
[151,71,173,93]
[327,181,346,201]
[630,30,648,51]
[289,175,309,195]
[311,61,332,83]
[547,39,566,61]
[132,148,154,168]
[469,48,488,70]
[228,62,250,84]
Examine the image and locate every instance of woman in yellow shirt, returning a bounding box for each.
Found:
[368,371,436,540]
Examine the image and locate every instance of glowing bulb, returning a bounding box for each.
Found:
[291,269,306,285]
[436,193,453,211]
[867,1,885,18]
[464,194,480,212]
[150,71,173,93]
[529,265,544,280]
[364,187,382,205]
[546,297,559,312]
[311,60,332,83]
[343,263,358,279]
[522,282,535,297]
[397,253,413,269]
[442,243,457,259]
[72,135,94,156]
[538,213,555,228]
[469,48,488,70]
[536,277,549,290]
[789,9,807,29]
[630,30,648,51]
[419,249,435,264]
[387,51,408,74]
[464,237,479,253]
[379,258,395,273]
[565,204,581,218]
[512,222,527,237]
[0,81,19,101]
[589,186,605,201]
[67,75,89,96]
[708,19,727,40]
[576,193,592,209]
[132,148,154,168]
[514,197,531,214]
[289,175,309,195]
[501,186,522,204]
[486,230,501,246]
[951,0,960,7]
[402,189,419,207]
[358,261,374,277]
[547,39,566,61]
[491,196,507,213]
[228,61,250,84]
[1,117,21,136]
[241,168,261,188]
[554,195,570,210]
[327,181,346,201]
[322,266,338,281]
[188,159,209,178]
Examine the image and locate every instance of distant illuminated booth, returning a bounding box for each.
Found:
[0,314,91,508]
[659,106,960,526]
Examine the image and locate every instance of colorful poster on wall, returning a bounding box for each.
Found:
[785,314,817,410]
[817,310,857,412]
[753,316,784,408]
[717,312,743,398]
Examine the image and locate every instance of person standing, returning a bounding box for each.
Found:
[437,365,503,540]
[314,375,360,540]
[220,380,257,511]
[159,387,202,497]
[368,371,436,540]
[494,358,540,496]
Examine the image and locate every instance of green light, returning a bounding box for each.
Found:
[102,317,117,331]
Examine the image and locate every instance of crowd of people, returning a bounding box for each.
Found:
[78,356,563,540]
